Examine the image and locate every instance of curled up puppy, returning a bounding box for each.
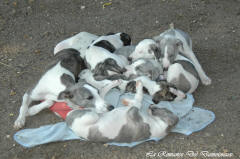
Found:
[85,33,131,80]
[66,80,179,143]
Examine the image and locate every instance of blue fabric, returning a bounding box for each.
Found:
[14,90,215,148]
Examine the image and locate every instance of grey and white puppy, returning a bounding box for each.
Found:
[124,58,163,81]
[85,33,131,80]
[162,54,200,100]
[14,49,111,129]
[153,24,211,85]
[66,81,179,143]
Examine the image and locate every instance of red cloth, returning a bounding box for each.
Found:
[49,102,73,120]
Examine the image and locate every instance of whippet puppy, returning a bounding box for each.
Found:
[153,24,211,85]
[79,70,176,103]
[128,39,161,62]
[162,54,200,101]
[14,49,111,129]
[85,33,131,80]
[124,58,164,81]
[66,81,179,143]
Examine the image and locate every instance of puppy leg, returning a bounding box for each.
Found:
[14,93,32,129]
[27,100,54,116]
[167,63,189,100]
[181,46,211,85]
[122,80,143,108]
[169,87,186,101]
[100,80,122,98]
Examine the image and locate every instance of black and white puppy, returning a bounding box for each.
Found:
[14,49,111,129]
[85,33,131,80]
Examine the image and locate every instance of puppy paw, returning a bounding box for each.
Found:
[136,80,143,87]
[122,99,130,106]
[202,76,212,85]
[14,117,25,129]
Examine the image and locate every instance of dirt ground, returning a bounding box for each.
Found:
[0,0,239,159]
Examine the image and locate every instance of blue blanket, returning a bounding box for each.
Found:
[14,89,215,147]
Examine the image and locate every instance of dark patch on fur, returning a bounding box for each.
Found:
[150,107,179,132]
[149,44,161,59]
[93,58,126,79]
[56,49,87,82]
[170,73,191,93]
[60,73,75,87]
[113,107,151,142]
[94,40,116,53]
[66,109,91,126]
[120,33,131,46]
[174,60,199,79]
[88,126,111,142]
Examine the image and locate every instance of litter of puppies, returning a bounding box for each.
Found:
[14,23,212,144]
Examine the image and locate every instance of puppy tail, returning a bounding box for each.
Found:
[170,23,174,29]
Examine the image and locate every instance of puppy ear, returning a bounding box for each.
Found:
[150,44,161,59]
[120,33,131,46]
[176,39,184,52]
[58,91,73,100]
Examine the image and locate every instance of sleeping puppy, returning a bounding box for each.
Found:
[79,70,176,103]
[66,81,179,143]
[163,54,199,100]
[14,49,111,129]
[124,58,163,81]
[85,33,131,80]
[128,39,161,62]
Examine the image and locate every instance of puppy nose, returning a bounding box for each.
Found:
[107,105,115,111]
[127,57,132,62]
[152,99,158,104]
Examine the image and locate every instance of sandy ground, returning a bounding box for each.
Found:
[0,0,239,158]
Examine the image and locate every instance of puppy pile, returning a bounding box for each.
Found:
[14,24,211,144]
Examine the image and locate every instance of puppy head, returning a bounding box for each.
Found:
[152,84,176,104]
[148,105,179,130]
[129,39,160,61]
[58,83,95,109]
[154,36,183,68]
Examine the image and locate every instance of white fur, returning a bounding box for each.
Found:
[54,32,98,57]
[129,39,157,61]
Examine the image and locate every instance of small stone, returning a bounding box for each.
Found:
[13,144,16,147]
[6,135,10,138]
[10,90,16,96]
[221,133,224,137]
[81,6,85,9]
[205,37,208,40]
[156,20,159,24]
[103,143,109,147]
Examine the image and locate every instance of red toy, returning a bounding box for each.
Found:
[49,102,84,120]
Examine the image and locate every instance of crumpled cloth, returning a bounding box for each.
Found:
[14,89,215,148]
